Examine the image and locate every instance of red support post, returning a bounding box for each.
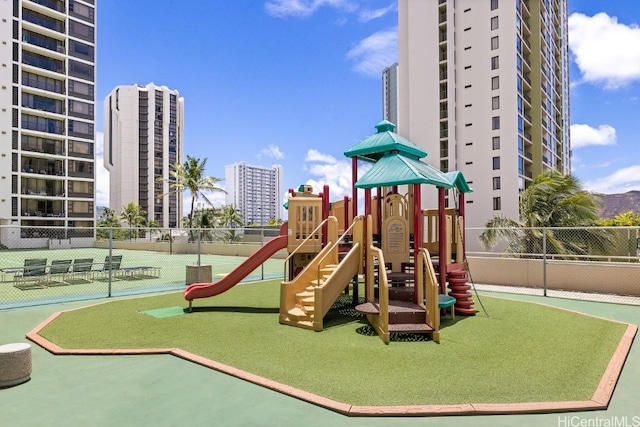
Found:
[352,157,358,219]
[458,191,466,259]
[438,187,447,295]
[323,184,330,246]
[377,187,383,237]
[413,184,421,304]
[343,195,349,233]
[364,188,371,301]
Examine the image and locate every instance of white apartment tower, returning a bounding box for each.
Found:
[382,62,399,125]
[0,0,97,247]
[103,84,184,229]
[225,162,283,226]
[398,0,570,229]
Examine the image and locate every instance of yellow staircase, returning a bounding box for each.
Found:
[280,218,363,331]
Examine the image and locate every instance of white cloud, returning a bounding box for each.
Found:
[583,166,640,194]
[259,144,284,159]
[570,124,617,148]
[306,148,337,163]
[265,0,356,18]
[346,28,398,77]
[358,4,395,23]
[95,131,110,207]
[569,13,640,89]
[303,149,371,201]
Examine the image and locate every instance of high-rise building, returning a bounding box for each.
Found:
[103,83,184,229]
[382,62,399,125]
[398,0,570,229]
[0,0,97,247]
[225,162,283,226]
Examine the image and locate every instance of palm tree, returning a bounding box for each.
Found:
[160,156,225,239]
[218,205,244,243]
[97,207,121,240]
[193,208,219,241]
[120,202,147,241]
[479,171,612,257]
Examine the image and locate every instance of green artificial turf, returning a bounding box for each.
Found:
[39,280,627,406]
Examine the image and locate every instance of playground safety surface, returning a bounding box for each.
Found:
[1,292,639,426]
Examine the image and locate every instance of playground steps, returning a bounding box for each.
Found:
[285,263,340,325]
[355,299,431,332]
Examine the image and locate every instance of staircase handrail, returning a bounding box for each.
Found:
[315,215,364,284]
[415,248,440,334]
[283,216,337,280]
[367,245,389,337]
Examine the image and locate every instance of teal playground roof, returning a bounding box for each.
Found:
[347,122,473,193]
[355,153,467,190]
[344,120,427,162]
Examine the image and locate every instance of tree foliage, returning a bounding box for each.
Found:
[599,211,640,226]
[160,156,225,231]
[479,171,612,256]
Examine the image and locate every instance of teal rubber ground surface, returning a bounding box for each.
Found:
[0,291,638,427]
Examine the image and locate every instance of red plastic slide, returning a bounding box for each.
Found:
[184,225,288,302]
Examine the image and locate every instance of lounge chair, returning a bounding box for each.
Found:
[43,259,73,286]
[14,258,48,290]
[93,255,123,280]
[66,258,94,284]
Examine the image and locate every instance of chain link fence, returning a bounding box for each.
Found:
[466,226,640,297]
[0,226,286,309]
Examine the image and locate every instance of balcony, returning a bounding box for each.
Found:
[22,51,64,75]
[27,0,65,13]
[22,8,64,33]
[22,31,65,54]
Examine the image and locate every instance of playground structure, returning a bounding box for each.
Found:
[184,121,473,343]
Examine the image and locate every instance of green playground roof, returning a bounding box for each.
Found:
[443,171,473,193]
[355,153,473,192]
[344,120,427,162]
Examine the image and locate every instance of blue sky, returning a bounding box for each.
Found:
[95,0,640,211]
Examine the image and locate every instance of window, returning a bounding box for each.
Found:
[69,40,94,61]
[465,161,473,165]
[68,119,93,137]
[493,177,501,190]
[491,56,499,70]
[492,136,500,150]
[465,104,472,107]
[69,20,94,43]
[493,197,501,210]
[492,116,500,130]
[464,46,471,50]
[491,0,498,10]
[491,36,499,50]
[492,76,500,90]
[464,27,471,32]
[492,96,500,110]
[491,16,499,30]
[69,100,94,117]
[69,60,94,82]
[465,123,472,127]
[465,142,473,146]
[69,1,95,23]
[464,65,472,69]
[464,84,472,88]
[68,80,94,102]
[492,157,500,170]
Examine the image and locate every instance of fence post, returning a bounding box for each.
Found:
[542,227,547,297]
[197,228,202,283]
[261,228,264,280]
[108,228,113,298]
[169,229,173,255]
